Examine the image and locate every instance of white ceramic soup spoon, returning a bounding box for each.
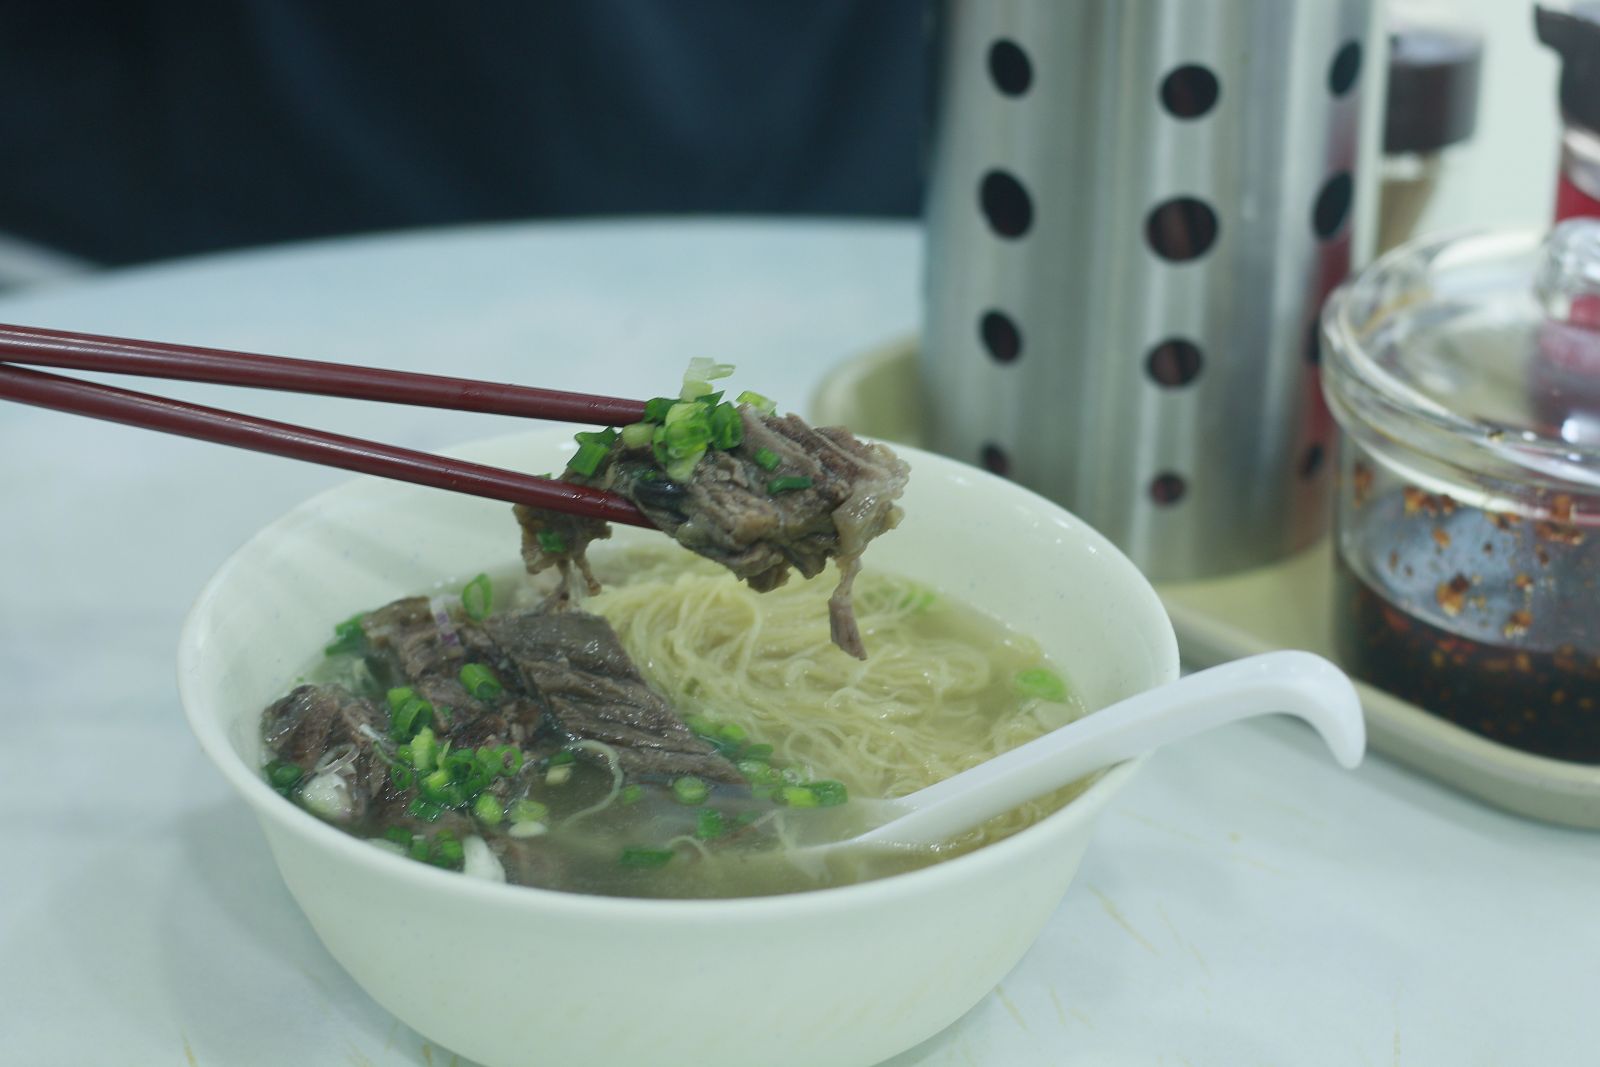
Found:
[808,650,1364,852]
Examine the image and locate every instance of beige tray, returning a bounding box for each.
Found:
[814,338,1600,829]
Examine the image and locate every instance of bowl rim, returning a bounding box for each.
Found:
[178,429,1179,916]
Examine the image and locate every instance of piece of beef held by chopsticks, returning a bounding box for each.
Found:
[513,364,909,659]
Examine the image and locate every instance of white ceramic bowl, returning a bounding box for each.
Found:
[178,429,1179,1067]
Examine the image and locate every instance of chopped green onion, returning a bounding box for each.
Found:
[429,831,465,869]
[459,663,503,702]
[460,573,493,621]
[695,809,726,840]
[664,451,702,482]
[618,784,644,806]
[715,722,747,744]
[510,799,549,824]
[767,476,813,494]
[568,441,610,477]
[780,767,803,785]
[484,744,523,776]
[1014,667,1070,704]
[387,690,435,742]
[780,785,820,808]
[472,794,504,826]
[685,357,736,382]
[323,613,367,656]
[742,743,773,760]
[408,836,431,862]
[389,765,415,790]
[735,758,768,780]
[620,421,655,448]
[735,811,760,826]
[549,750,576,766]
[643,396,677,423]
[752,448,781,471]
[264,759,303,791]
[410,727,439,773]
[574,428,618,447]
[421,768,460,806]
[536,529,568,554]
[546,764,573,786]
[806,780,849,807]
[681,380,713,402]
[709,403,743,449]
[619,847,675,869]
[736,390,776,415]
[684,714,717,737]
[671,776,709,805]
[383,826,413,847]
[408,797,445,821]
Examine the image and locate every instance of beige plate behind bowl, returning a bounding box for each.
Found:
[815,338,1600,830]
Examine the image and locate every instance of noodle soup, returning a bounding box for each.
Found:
[260,548,1088,899]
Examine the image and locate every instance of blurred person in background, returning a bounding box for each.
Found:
[0,1,925,271]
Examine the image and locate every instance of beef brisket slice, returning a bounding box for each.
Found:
[482,609,740,784]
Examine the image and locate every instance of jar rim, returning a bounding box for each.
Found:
[1321,226,1600,495]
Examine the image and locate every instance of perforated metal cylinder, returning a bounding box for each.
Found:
[922,0,1381,581]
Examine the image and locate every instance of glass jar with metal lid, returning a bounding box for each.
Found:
[1321,221,1600,762]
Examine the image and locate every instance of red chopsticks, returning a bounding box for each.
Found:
[0,323,651,526]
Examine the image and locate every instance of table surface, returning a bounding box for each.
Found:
[1,219,1594,1067]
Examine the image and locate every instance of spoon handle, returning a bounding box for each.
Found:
[855,651,1364,848]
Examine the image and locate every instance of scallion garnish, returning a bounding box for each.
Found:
[685,714,716,737]
[387,689,435,742]
[484,744,523,776]
[264,760,303,792]
[752,448,781,471]
[536,529,567,554]
[574,428,618,447]
[472,794,504,826]
[619,847,675,869]
[780,785,820,808]
[620,421,655,448]
[1014,667,1069,703]
[459,663,503,702]
[408,835,431,862]
[549,750,576,766]
[643,396,677,423]
[461,573,493,621]
[323,613,367,657]
[389,765,415,790]
[408,797,445,821]
[806,780,849,807]
[768,476,812,494]
[383,826,413,847]
[695,809,726,840]
[429,831,465,869]
[671,776,709,805]
[736,390,776,415]
[510,799,549,824]
[742,743,773,760]
[410,727,439,773]
[568,441,610,477]
[618,784,644,806]
[709,402,742,449]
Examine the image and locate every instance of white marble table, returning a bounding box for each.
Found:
[0,220,1594,1066]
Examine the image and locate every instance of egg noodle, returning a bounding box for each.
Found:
[573,548,1089,844]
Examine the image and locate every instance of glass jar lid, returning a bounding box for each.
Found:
[1322,221,1600,497]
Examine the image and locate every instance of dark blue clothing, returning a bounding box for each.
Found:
[0,2,925,264]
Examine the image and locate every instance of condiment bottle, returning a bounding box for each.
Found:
[1536,4,1600,221]
[1321,222,1600,762]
